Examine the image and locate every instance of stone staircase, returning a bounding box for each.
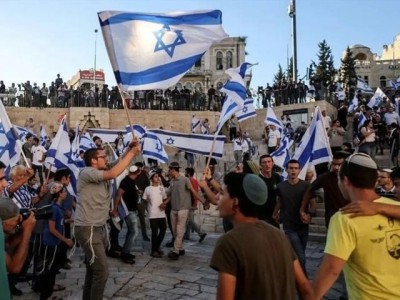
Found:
[309,202,327,242]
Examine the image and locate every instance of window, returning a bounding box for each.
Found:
[380,76,387,87]
[194,58,202,68]
[355,53,367,60]
[226,51,233,68]
[216,51,223,70]
[184,82,193,91]
[175,83,182,90]
[194,82,202,91]
[364,76,369,85]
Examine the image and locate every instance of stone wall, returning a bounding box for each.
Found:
[6,100,336,139]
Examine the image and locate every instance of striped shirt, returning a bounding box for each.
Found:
[4,181,36,208]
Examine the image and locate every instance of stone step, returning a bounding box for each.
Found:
[309,224,327,234]
[315,208,325,218]
[309,232,327,243]
[316,202,325,210]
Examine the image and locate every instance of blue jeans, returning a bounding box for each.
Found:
[284,228,309,276]
[122,212,138,254]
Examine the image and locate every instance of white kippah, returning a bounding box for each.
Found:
[348,153,377,170]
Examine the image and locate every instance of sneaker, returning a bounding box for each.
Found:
[10,285,23,296]
[166,240,174,247]
[168,251,179,260]
[143,236,150,241]
[125,253,136,259]
[151,251,162,258]
[157,249,164,256]
[179,250,185,256]
[199,233,207,243]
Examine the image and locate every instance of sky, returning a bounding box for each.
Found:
[1,0,400,91]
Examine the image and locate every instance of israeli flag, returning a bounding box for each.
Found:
[357,78,373,94]
[191,116,201,133]
[215,97,241,134]
[389,80,400,90]
[124,124,148,141]
[98,10,228,91]
[39,124,49,147]
[79,134,96,152]
[264,107,283,130]
[220,63,252,107]
[0,101,21,175]
[236,98,257,122]
[367,87,387,108]
[292,106,332,180]
[348,94,358,113]
[14,125,36,142]
[151,129,225,159]
[45,116,80,197]
[271,133,293,169]
[142,132,168,163]
[358,112,367,130]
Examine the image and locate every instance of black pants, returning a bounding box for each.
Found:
[229,127,237,140]
[32,164,44,185]
[36,243,67,300]
[150,218,167,252]
[165,203,173,237]
[108,219,122,252]
[137,202,149,238]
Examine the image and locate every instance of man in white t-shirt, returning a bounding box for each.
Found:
[143,170,167,258]
[322,110,332,130]
[31,137,47,185]
[267,125,281,154]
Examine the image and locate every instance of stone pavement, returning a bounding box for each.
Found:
[14,226,345,300]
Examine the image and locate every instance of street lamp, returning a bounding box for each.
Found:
[288,0,298,82]
[94,29,98,89]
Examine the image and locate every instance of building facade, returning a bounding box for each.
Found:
[344,33,400,89]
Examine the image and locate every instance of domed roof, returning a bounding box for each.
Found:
[350,44,370,49]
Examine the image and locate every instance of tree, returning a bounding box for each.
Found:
[286,57,293,81]
[273,64,285,85]
[312,40,336,87]
[339,46,357,98]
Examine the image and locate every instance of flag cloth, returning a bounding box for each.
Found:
[142,132,168,163]
[236,98,257,122]
[0,100,21,174]
[264,107,283,129]
[71,122,80,158]
[292,106,332,180]
[214,62,254,133]
[191,116,201,133]
[367,87,387,108]
[151,129,225,159]
[348,94,358,113]
[79,134,96,152]
[45,116,80,197]
[389,80,400,90]
[39,124,49,147]
[357,78,373,94]
[358,112,367,130]
[98,10,228,91]
[14,125,37,142]
[271,133,293,169]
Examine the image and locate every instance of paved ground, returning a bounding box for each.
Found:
[14,225,345,300]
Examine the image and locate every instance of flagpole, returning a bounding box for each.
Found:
[118,86,136,139]
[45,162,53,183]
[205,134,218,173]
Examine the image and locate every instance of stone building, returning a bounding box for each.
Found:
[176,36,252,93]
[344,33,400,89]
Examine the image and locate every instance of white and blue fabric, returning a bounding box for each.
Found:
[0,100,21,175]
[292,106,332,180]
[389,80,400,90]
[214,98,241,134]
[191,116,201,133]
[98,10,227,91]
[151,129,225,159]
[142,132,168,163]
[264,107,283,130]
[14,125,36,142]
[235,98,257,122]
[39,124,49,147]
[358,112,367,130]
[367,87,387,108]
[357,78,373,94]
[45,116,80,197]
[348,94,358,113]
[271,133,293,169]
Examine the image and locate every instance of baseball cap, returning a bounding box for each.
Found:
[129,166,139,173]
[0,197,19,221]
[243,174,268,205]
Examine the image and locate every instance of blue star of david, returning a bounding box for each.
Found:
[63,151,76,165]
[0,124,17,160]
[153,24,186,58]
[166,137,175,145]
[242,106,248,113]
[155,141,163,153]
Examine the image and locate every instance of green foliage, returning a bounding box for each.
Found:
[312,40,336,87]
[273,64,285,85]
[339,46,357,91]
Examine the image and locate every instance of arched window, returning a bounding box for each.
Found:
[175,83,182,90]
[355,53,367,60]
[184,82,193,91]
[194,82,202,91]
[216,51,223,70]
[226,51,233,68]
[380,76,387,87]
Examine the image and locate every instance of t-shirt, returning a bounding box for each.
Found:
[276,180,310,230]
[75,167,112,226]
[258,172,281,225]
[325,197,400,299]
[119,175,139,212]
[188,177,199,207]
[33,181,55,234]
[309,171,350,227]
[5,183,34,208]
[0,222,11,300]
[375,186,397,200]
[210,221,297,300]
[31,145,47,166]
[143,185,167,219]
[268,129,281,147]
[43,203,64,246]
[168,175,192,210]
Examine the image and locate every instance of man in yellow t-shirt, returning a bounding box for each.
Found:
[313,153,400,300]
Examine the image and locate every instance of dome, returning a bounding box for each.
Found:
[350,44,370,49]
